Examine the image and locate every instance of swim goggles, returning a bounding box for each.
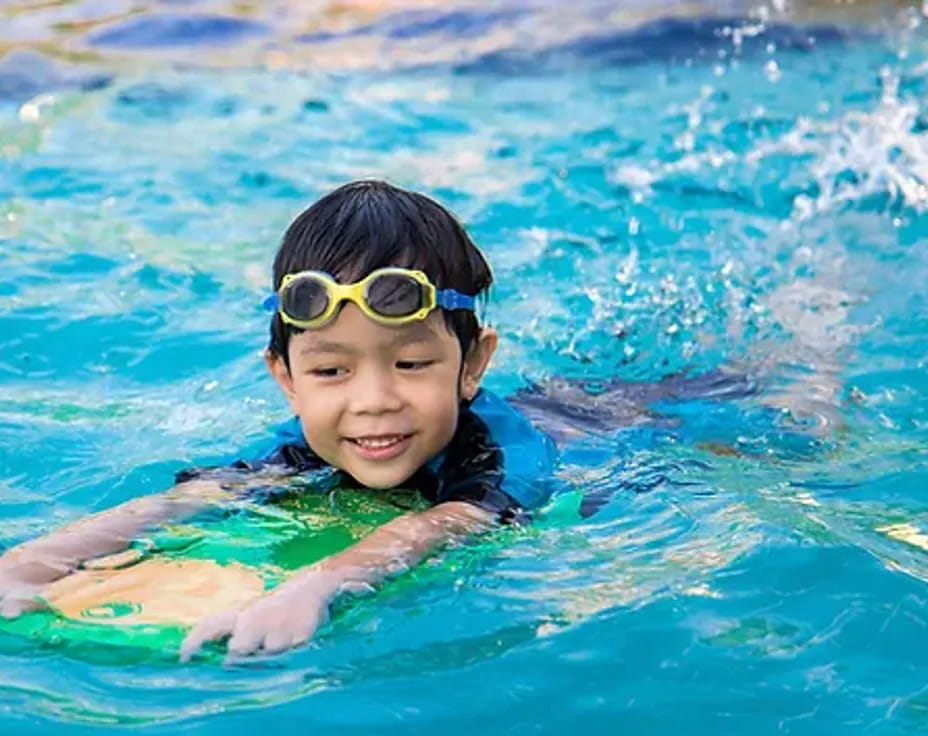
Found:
[263,267,476,328]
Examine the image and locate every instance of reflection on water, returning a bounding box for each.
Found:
[0,0,913,74]
[1,1,928,733]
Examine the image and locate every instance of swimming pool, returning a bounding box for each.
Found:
[1,0,927,733]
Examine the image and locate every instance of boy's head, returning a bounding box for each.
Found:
[268,180,492,364]
[265,180,498,489]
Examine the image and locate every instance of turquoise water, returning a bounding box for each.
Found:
[2,1,928,733]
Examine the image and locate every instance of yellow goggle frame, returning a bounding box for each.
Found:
[266,267,475,329]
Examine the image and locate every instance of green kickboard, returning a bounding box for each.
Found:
[0,488,421,663]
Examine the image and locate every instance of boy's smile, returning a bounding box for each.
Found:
[267,303,496,489]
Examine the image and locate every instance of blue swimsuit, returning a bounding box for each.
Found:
[177,389,559,521]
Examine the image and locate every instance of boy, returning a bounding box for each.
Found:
[0,180,558,660]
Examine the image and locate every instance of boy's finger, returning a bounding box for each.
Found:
[0,590,45,619]
[226,616,266,656]
[261,627,298,654]
[179,610,237,662]
[292,609,324,645]
[0,599,23,619]
[270,608,325,653]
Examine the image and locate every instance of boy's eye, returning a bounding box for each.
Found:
[309,366,347,378]
[396,359,434,371]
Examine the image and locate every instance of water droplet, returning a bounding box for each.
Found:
[764,60,781,83]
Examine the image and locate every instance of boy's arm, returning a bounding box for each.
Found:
[179,401,557,661]
[179,500,495,660]
[0,479,229,616]
[316,500,495,579]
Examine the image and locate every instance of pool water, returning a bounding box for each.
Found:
[1,1,928,733]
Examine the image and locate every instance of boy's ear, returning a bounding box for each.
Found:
[265,350,299,413]
[459,327,498,401]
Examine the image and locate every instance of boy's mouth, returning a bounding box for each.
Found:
[344,433,413,460]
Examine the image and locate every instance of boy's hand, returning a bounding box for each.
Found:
[0,480,230,621]
[179,568,343,662]
[179,504,493,662]
[0,577,47,618]
[0,552,62,618]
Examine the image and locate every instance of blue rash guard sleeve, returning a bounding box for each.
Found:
[436,389,559,517]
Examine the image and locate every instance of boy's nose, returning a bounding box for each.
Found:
[348,368,403,415]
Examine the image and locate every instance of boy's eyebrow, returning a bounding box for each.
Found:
[299,340,357,356]
[389,322,439,347]
[300,323,440,356]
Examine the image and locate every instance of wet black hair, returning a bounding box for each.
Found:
[268,180,492,368]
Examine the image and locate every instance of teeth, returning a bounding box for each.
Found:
[353,435,404,448]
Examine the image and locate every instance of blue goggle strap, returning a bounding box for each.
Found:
[263,293,280,312]
[436,289,476,311]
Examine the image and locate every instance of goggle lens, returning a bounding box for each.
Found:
[364,273,426,317]
[281,276,329,322]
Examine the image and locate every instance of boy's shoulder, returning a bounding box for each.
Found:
[440,389,558,512]
[466,389,558,476]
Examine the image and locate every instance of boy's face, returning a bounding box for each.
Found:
[267,303,497,489]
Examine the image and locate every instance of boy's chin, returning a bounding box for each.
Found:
[341,461,419,490]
